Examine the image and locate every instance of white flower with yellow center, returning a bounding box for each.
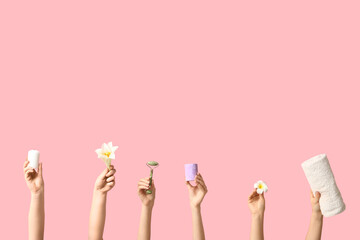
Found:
[95,142,119,170]
[254,180,268,194]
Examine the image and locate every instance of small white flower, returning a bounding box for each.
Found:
[254,180,268,194]
[95,142,119,170]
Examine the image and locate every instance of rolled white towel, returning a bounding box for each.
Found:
[301,154,345,217]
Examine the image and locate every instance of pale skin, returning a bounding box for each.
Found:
[248,190,265,240]
[186,173,208,240]
[24,160,45,240]
[137,177,156,240]
[305,191,323,240]
[88,165,116,240]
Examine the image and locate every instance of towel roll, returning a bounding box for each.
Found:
[28,150,40,169]
[185,164,198,181]
[301,154,345,217]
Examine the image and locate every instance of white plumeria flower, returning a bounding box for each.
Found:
[254,180,268,194]
[95,142,119,170]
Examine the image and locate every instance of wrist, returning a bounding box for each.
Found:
[190,200,202,209]
[31,188,44,198]
[191,205,201,211]
[142,204,154,211]
[93,188,107,197]
[311,210,323,219]
[251,212,265,219]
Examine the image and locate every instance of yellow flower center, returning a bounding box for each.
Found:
[258,184,263,189]
[104,152,111,157]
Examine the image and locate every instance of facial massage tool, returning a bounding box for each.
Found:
[146,161,159,194]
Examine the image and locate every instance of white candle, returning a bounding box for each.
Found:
[28,150,40,169]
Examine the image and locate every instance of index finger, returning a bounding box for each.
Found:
[23,161,29,168]
[310,190,314,199]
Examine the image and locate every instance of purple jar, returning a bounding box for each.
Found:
[185,163,198,181]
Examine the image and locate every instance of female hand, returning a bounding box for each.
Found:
[310,190,322,214]
[138,178,156,208]
[186,173,208,208]
[24,160,44,194]
[94,165,116,193]
[248,190,265,216]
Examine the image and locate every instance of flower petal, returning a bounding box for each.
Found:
[95,149,104,157]
[254,180,268,193]
[101,143,107,151]
[263,184,268,192]
[109,152,115,159]
[104,143,111,153]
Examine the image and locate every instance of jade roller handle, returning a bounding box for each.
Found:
[146,169,153,194]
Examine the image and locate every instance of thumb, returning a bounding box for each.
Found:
[315,191,321,201]
[259,192,265,200]
[310,190,315,199]
[152,179,156,189]
[100,168,109,179]
[185,181,193,190]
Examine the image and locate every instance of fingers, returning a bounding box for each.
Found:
[259,192,265,200]
[100,168,109,178]
[249,196,259,203]
[107,181,115,187]
[23,161,29,169]
[25,168,35,175]
[195,174,205,185]
[138,178,150,189]
[106,176,115,182]
[185,173,208,192]
[138,181,150,193]
[196,173,205,183]
[23,166,34,174]
[310,190,314,199]
[106,168,116,177]
[138,185,149,191]
[100,165,115,179]
[195,173,208,192]
[249,191,256,200]
[137,178,156,194]
[99,166,115,187]
[310,190,321,199]
[196,180,207,191]
[105,168,116,184]
[185,181,193,190]
[25,168,35,180]
[248,190,259,202]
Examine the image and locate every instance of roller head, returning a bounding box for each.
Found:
[147,161,159,167]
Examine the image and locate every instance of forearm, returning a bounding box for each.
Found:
[29,190,45,240]
[89,190,107,240]
[250,213,264,240]
[138,205,153,240]
[191,206,205,240]
[306,212,323,240]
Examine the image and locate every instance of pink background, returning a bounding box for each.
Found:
[0,1,359,239]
